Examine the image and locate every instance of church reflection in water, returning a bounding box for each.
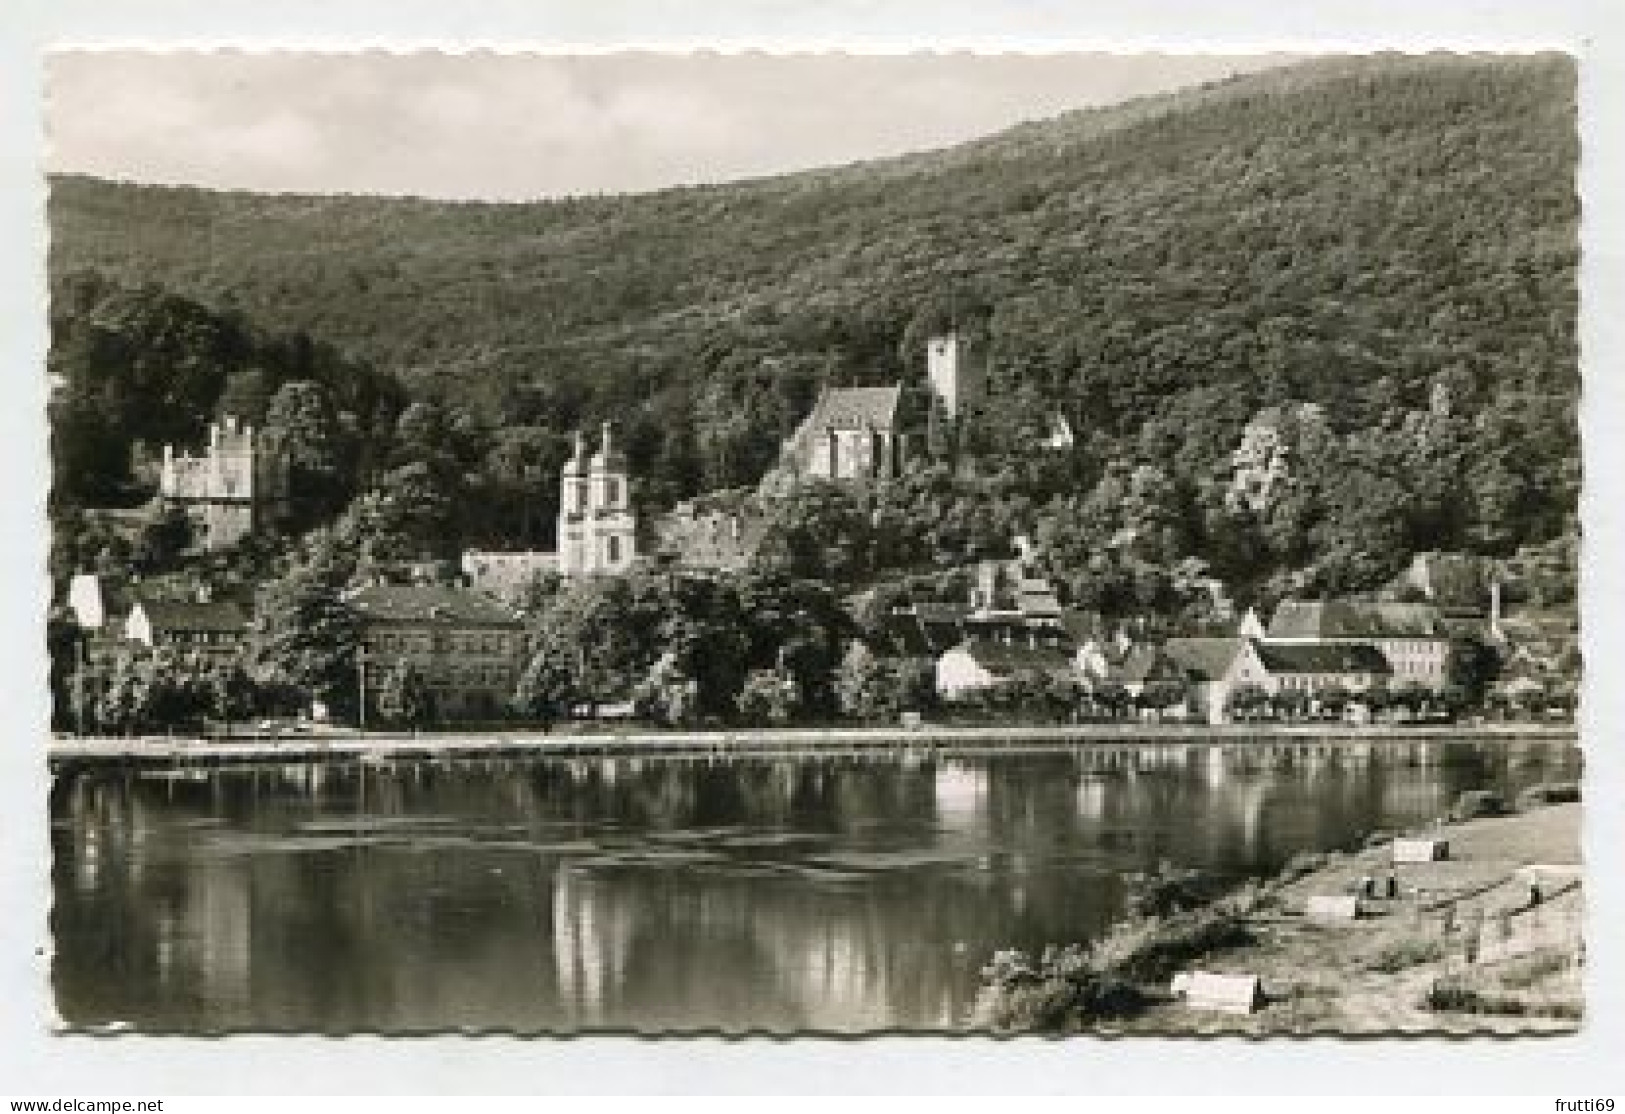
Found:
[50,740,1579,1032]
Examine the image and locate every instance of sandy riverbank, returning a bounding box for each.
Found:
[978,797,1584,1035]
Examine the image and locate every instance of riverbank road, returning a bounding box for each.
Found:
[46,722,1579,768]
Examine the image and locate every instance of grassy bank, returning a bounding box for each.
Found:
[973,793,1584,1034]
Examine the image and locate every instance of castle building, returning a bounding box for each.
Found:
[461,550,561,602]
[557,423,638,577]
[159,415,289,551]
[653,488,766,572]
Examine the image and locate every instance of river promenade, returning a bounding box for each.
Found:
[47,721,1578,769]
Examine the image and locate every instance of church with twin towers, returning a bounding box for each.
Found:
[557,421,639,577]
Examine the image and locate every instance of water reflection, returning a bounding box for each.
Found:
[50,740,1580,1032]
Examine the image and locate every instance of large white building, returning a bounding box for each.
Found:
[1264,600,1450,692]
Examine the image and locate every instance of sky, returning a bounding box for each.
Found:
[46,51,1295,201]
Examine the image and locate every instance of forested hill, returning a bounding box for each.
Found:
[48,53,1579,613]
[51,53,1576,405]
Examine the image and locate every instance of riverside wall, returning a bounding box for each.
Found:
[47,722,1579,770]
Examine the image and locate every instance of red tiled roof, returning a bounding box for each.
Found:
[1267,600,1442,639]
[960,639,1075,676]
[1114,645,1173,686]
[806,386,901,430]
[132,595,248,634]
[1254,642,1392,675]
[1163,637,1245,682]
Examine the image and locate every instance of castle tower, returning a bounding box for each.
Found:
[557,423,637,577]
[209,414,255,499]
[926,332,981,424]
[158,413,287,551]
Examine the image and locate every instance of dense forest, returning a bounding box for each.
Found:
[48,52,1580,622]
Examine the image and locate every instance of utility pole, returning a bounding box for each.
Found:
[73,635,87,738]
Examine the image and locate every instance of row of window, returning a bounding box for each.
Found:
[422,666,513,688]
[368,631,518,656]
[567,479,623,511]
[158,631,243,645]
[1381,640,1446,657]
[1276,674,1376,691]
[1274,674,1452,693]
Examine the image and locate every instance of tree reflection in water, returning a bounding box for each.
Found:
[49,740,1579,1032]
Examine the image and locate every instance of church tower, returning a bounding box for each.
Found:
[588,421,637,573]
[557,423,637,577]
[557,429,591,576]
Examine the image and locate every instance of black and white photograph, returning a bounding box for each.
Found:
[40,48,1583,1037]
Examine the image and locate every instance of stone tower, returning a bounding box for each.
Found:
[926,331,982,424]
[159,414,289,551]
[557,422,637,577]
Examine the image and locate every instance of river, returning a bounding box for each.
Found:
[49,736,1580,1033]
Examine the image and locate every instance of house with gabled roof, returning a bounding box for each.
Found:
[1112,644,1179,694]
[124,593,250,661]
[1095,636,1277,724]
[1118,629,1395,724]
[935,638,1076,701]
[1162,637,1273,724]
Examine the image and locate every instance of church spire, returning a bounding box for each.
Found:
[590,419,626,471]
[564,428,587,476]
